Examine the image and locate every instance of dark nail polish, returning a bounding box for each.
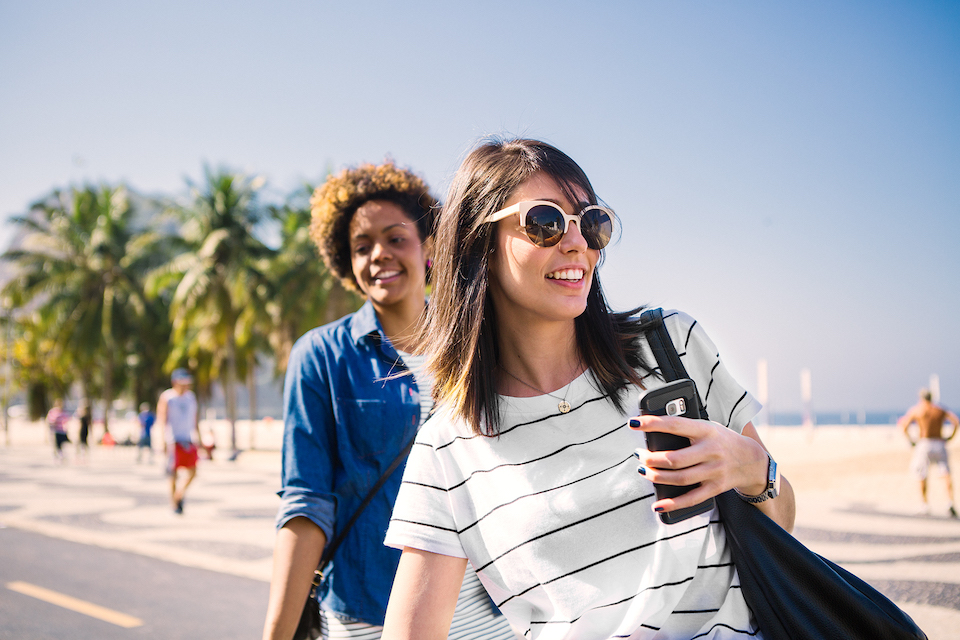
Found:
[629,418,641,428]
[638,466,646,475]
[654,507,664,512]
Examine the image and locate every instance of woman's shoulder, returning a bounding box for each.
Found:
[658,307,697,331]
[415,404,474,449]
[645,307,720,360]
[289,309,365,361]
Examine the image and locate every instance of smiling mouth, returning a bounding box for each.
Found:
[372,270,402,283]
[546,268,584,281]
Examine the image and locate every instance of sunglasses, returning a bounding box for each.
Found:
[486,200,615,250]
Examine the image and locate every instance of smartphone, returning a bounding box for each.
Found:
[638,379,715,524]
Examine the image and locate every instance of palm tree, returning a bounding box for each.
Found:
[149,167,274,454]
[2,185,169,432]
[264,185,362,375]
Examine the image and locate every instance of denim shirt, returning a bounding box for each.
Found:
[276,300,422,625]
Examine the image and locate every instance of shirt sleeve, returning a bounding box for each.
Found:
[384,436,466,559]
[664,310,761,434]
[275,331,337,540]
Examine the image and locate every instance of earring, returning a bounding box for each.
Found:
[426,259,433,269]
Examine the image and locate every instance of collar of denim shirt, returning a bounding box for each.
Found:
[349,298,429,352]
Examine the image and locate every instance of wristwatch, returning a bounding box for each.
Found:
[735,450,780,504]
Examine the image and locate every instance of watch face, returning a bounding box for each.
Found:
[769,458,780,498]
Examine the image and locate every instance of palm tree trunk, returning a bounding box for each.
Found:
[224,335,238,453]
[101,287,115,435]
[247,354,257,450]
[324,279,343,324]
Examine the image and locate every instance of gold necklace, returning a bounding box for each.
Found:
[499,361,582,414]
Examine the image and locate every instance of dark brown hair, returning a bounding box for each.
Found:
[418,137,653,435]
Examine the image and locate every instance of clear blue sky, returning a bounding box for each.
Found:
[1,1,958,414]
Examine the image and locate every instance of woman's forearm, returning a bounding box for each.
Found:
[382,548,467,640]
[262,517,327,640]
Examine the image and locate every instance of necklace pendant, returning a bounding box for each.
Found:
[558,400,571,414]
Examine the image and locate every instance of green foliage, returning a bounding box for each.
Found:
[2,185,174,426]
[2,168,363,432]
[264,183,363,374]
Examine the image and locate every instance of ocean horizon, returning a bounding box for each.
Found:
[764,410,902,426]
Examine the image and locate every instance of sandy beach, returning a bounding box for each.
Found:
[2,417,959,638]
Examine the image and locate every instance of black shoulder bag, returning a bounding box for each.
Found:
[640,307,927,640]
[293,435,416,640]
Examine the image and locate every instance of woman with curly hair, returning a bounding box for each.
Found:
[262,163,515,640]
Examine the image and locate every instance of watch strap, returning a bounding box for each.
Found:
[735,451,778,504]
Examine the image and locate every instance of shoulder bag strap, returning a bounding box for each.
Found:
[311,434,416,583]
[640,307,709,420]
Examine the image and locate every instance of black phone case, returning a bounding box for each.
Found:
[638,379,716,524]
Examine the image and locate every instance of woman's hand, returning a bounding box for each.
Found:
[629,417,795,532]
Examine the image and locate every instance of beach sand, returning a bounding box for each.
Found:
[759,424,960,637]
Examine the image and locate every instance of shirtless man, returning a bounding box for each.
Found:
[899,389,959,517]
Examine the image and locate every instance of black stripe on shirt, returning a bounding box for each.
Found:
[444,421,627,492]
[674,608,721,614]
[495,522,711,607]
[475,490,655,571]
[725,391,748,429]
[690,622,760,639]
[399,479,447,492]
[684,319,698,349]
[435,394,610,452]
[698,561,735,570]
[530,575,697,626]
[458,454,638,535]
[387,518,458,534]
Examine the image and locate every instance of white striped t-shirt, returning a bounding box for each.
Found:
[385,311,762,639]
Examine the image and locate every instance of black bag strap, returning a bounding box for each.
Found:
[311,433,416,584]
[641,307,688,382]
[640,307,709,420]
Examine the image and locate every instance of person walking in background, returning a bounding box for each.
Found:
[46,399,69,463]
[157,368,200,514]
[900,388,959,517]
[76,401,91,462]
[136,401,156,464]
[262,163,514,640]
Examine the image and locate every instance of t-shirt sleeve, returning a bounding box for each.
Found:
[384,437,466,559]
[664,310,761,434]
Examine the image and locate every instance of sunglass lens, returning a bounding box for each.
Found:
[524,205,565,247]
[581,208,613,249]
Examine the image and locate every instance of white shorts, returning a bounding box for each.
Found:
[910,438,951,480]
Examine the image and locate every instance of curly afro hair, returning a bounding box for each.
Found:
[310,162,438,292]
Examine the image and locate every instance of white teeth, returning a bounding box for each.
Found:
[374,270,400,281]
[546,269,584,281]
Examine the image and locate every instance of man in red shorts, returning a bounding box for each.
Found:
[158,369,200,514]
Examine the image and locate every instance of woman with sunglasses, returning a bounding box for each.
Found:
[382,138,795,639]
[262,163,514,640]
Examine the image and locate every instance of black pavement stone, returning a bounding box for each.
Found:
[794,526,960,545]
[871,580,960,611]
